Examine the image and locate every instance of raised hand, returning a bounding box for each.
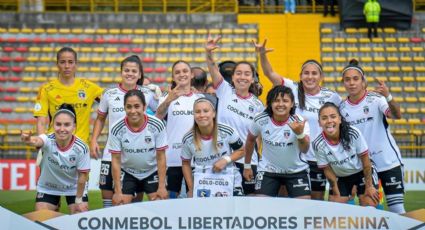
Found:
[252,39,274,55]
[205,34,221,53]
[288,116,306,136]
[21,130,32,143]
[373,78,390,97]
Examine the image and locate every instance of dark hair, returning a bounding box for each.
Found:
[191,67,208,92]
[265,85,296,117]
[170,60,191,89]
[54,103,77,124]
[218,60,236,84]
[124,89,146,106]
[56,47,77,63]
[298,59,323,110]
[342,59,365,79]
[318,102,352,151]
[121,55,144,86]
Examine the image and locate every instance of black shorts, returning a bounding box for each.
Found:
[378,165,404,195]
[330,170,379,197]
[99,161,114,191]
[166,166,188,193]
[36,192,88,206]
[121,170,159,195]
[255,170,311,197]
[235,162,257,195]
[308,161,327,192]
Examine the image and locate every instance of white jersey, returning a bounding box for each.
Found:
[313,126,369,177]
[181,123,244,187]
[158,92,203,167]
[249,112,310,174]
[108,115,168,180]
[215,79,264,165]
[37,134,90,196]
[98,84,158,161]
[282,78,342,162]
[340,91,402,172]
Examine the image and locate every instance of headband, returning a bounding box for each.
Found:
[54,109,76,119]
[302,61,323,74]
[342,66,365,79]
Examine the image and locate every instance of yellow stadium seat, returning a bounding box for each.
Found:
[27,56,38,62]
[418,86,425,92]
[372,46,384,52]
[96,28,108,34]
[233,38,245,43]
[233,47,245,52]
[46,28,58,34]
[91,57,103,62]
[371,37,383,43]
[197,29,208,34]
[41,47,54,52]
[93,47,104,52]
[402,76,414,82]
[146,29,158,34]
[384,37,396,43]
[16,97,30,102]
[389,66,401,73]
[221,28,233,34]
[406,108,419,114]
[321,38,332,43]
[322,47,333,52]
[359,38,370,43]
[401,66,413,72]
[412,46,424,52]
[234,28,245,34]
[345,28,357,33]
[109,28,121,34]
[334,38,345,43]
[29,47,41,52]
[393,97,403,103]
[40,56,53,62]
[335,57,346,62]
[390,86,402,92]
[387,56,399,62]
[246,28,258,34]
[320,28,332,34]
[121,29,133,34]
[362,66,373,72]
[84,28,95,34]
[389,76,401,82]
[398,37,409,43]
[405,97,417,103]
[169,47,181,53]
[361,56,372,62]
[322,57,333,62]
[80,47,92,52]
[71,28,83,34]
[33,28,45,33]
[168,29,181,35]
[158,38,170,44]
[335,66,344,72]
[144,47,156,53]
[24,66,37,72]
[419,97,425,103]
[374,56,385,62]
[399,47,411,52]
[105,47,117,53]
[183,38,195,44]
[101,77,114,83]
[78,66,89,72]
[323,77,335,83]
[134,29,146,34]
[90,67,101,72]
[79,57,90,62]
[346,47,358,52]
[220,47,232,52]
[385,47,397,52]
[415,66,425,72]
[14,107,27,113]
[157,47,169,53]
[159,29,170,34]
[132,38,143,44]
[346,38,358,43]
[374,66,386,72]
[156,56,168,62]
[209,29,220,34]
[103,67,115,72]
[21,28,32,33]
[194,56,205,63]
[417,76,425,82]
[413,56,425,62]
[323,66,335,72]
[359,47,372,52]
[146,38,157,44]
[182,47,194,53]
[58,28,70,34]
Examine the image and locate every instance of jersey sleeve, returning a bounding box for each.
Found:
[180,140,193,161]
[158,93,169,116]
[154,120,168,150]
[248,119,261,137]
[329,92,342,106]
[148,93,159,112]
[313,138,329,168]
[77,143,91,172]
[214,79,232,100]
[376,95,390,117]
[33,84,49,117]
[39,134,48,148]
[97,91,109,116]
[354,129,369,156]
[228,128,244,151]
[108,126,122,155]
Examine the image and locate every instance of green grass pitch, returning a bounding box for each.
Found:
[0,190,424,215]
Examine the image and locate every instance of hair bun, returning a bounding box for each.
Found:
[349,59,359,66]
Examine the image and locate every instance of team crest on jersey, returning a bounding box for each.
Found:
[217,141,223,149]
[69,156,76,163]
[259,119,268,126]
[248,105,254,113]
[145,136,152,144]
[319,99,325,105]
[284,130,290,139]
[78,90,86,100]
[363,106,369,114]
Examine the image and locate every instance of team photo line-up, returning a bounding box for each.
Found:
[20,35,405,215]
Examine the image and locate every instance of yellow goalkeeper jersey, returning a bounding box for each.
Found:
[33,78,103,143]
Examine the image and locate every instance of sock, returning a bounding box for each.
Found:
[103,199,113,208]
[386,194,406,214]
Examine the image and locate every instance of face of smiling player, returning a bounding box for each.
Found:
[319,105,342,141]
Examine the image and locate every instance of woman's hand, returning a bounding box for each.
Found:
[252,39,274,55]
[205,34,221,53]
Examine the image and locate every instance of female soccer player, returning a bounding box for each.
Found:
[254,39,341,200]
[206,35,264,195]
[181,95,245,197]
[313,102,379,206]
[339,59,405,213]
[34,47,103,144]
[244,86,311,198]
[90,55,158,207]
[155,60,203,198]
[110,90,168,205]
[21,104,90,214]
